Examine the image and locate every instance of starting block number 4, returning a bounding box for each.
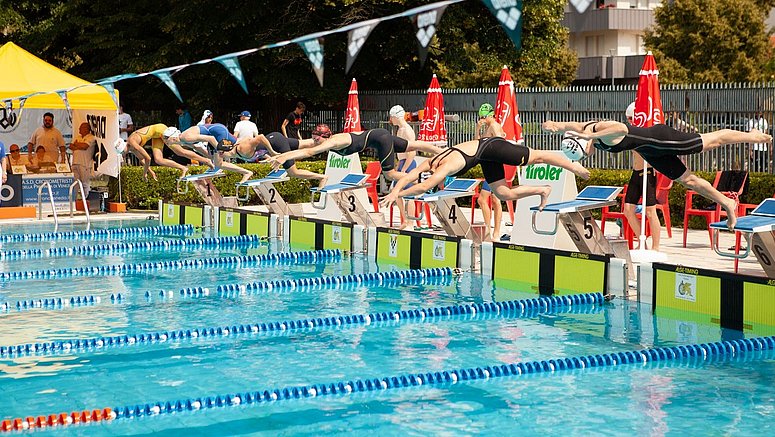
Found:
[448,205,457,224]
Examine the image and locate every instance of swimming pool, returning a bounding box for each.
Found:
[1,220,773,434]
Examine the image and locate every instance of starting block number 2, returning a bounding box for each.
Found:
[268,188,276,203]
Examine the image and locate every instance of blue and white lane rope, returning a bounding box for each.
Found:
[0,235,266,260]
[0,295,105,313]
[107,336,775,422]
[165,268,451,299]
[0,249,341,282]
[0,292,603,358]
[0,225,193,243]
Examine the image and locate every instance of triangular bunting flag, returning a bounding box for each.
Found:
[569,0,594,14]
[481,0,524,49]
[346,21,378,74]
[214,54,249,94]
[412,5,447,66]
[152,70,183,102]
[299,37,325,86]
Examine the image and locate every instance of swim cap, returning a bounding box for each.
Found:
[114,138,127,155]
[162,126,181,139]
[626,102,635,119]
[561,132,587,162]
[478,103,494,118]
[312,124,332,140]
[389,105,406,119]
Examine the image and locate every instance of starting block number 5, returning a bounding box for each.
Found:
[564,217,594,242]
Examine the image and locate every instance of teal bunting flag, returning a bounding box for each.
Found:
[480,0,523,49]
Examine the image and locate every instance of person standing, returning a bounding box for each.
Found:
[388,105,419,229]
[69,122,97,197]
[282,102,305,139]
[475,103,507,242]
[749,110,769,172]
[118,105,134,141]
[622,102,661,251]
[27,112,66,164]
[233,111,258,142]
[0,141,7,186]
[176,105,193,131]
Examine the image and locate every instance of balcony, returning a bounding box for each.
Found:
[563,7,654,33]
[576,54,646,82]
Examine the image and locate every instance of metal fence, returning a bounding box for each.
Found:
[126,83,775,173]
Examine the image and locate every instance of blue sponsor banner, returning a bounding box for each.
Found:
[21,174,73,210]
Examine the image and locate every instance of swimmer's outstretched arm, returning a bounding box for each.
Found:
[380,160,439,208]
[407,140,444,155]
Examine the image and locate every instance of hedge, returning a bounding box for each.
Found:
[109,162,775,230]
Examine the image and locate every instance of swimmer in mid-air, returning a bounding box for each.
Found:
[229,129,329,186]
[125,123,213,180]
[162,124,253,183]
[380,137,590,229]
[541,119,773,229]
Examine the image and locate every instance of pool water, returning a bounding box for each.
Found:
[1,221,774,435]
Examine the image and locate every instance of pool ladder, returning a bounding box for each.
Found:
[68,180,91,231]
[36,181,59,232]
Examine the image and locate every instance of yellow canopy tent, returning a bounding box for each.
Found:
[0,42,116,109]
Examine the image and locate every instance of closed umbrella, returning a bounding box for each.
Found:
[343,78,362,133]
[418,74,447,145]
[494,65,524,223]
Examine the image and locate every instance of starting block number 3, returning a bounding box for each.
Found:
[347,195,357,213]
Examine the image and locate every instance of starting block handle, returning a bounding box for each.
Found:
[712,228,752,259]
[310,189,328,210]
[176,178,189,195]
[531,210,560,236]
[405,201,426,221]
[235,183,251,201]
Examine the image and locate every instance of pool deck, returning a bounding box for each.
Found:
[1,207,766,280]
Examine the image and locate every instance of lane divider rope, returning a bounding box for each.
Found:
[1,295,102,313]
[0,249,341,282]
[6,335,773,432]
[0,225,193,243]
[0,235,267,260]
[0,291,602,358]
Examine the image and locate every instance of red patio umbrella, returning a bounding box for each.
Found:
[494,66,523,223]
[418,74,447,145]
[632,51,667,262]
[343,78,362,133]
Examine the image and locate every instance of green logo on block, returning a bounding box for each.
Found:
[328,154,351,169]
[524,164,562,181]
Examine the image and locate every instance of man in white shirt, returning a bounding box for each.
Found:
[118,105,134,141]
[5,144,28,172]
[233,111,258,142]
[749,110,770,172]
[27,112,66,163]
[69,122,97,196]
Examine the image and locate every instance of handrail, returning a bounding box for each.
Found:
[69,180,91,231]
[36,181,59,233]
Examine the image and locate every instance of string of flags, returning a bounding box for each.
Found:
[2,0,525,108]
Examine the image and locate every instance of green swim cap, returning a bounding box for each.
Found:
[478,103,494,118]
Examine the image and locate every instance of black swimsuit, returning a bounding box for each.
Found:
[332,128,409,172]
[589,122,703,180]
[265,132,299,169]
[430,137,530,184]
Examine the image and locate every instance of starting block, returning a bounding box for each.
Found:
[531,186,629,257]
[177,169,237,208]
[311,173,385,227]
[405,178,481,242]
[711,198,775,277]
[235,169,302,216]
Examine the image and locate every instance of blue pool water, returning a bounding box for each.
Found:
[1,220,774,435]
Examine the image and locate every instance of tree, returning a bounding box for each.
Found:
[645,0,772,83]
[0,0,577,114]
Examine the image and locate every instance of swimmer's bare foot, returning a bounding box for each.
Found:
[570,162,590,180]
[720,196,737,230]
[398,221,412,230]
[240,171,253,184]
[537,185,552,211]
[180,167,189,179]
[750,128,773,144]
[318,176,328,189]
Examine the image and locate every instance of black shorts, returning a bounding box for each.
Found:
[479,138,530,184]
[624,168,657,206]
[638,153,687,180]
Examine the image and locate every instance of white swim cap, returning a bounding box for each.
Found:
[626,102,635,118]
[162,126,181,139]
[561,132,587,162]
[389,105,405,119]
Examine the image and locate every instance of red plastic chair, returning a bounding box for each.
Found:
[469,179,488,225]
[389,201,432,228]
[600,184,635,248]
[654,173,674,238]
[364,161,381,213]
